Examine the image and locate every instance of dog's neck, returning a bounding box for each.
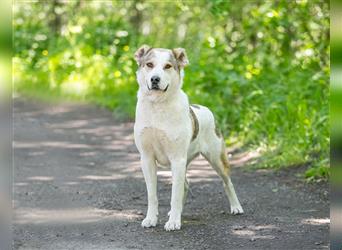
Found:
[136,88,190,124]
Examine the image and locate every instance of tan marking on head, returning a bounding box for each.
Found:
[134,44,153,66]
[152,48,180,72]
[168,51,180,72]
[189,107,199,141]
[172,48,189,68]
[140,49,155,65]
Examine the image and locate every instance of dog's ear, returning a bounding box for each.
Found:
[134,44,151,65]
[172,48,189,68]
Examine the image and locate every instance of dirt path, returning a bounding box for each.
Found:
[13,98,329,250]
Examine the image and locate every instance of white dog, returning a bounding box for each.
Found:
[133,45,243,231]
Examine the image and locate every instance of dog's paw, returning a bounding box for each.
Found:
[164,219,181,231]
[231,205,244,215]
[141,216,158,228]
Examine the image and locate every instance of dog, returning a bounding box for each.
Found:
[133,45,244,231]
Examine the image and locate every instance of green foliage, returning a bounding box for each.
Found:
[13,0,329,179]
[305,159,330,182]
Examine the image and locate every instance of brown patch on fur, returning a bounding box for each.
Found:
[139,48,154,66]
[190,104,201,109]
[168,51,180,72]
[214,120,222,138]
[216,121,229,175]
[221,141,230,176]
[189,107,199,141]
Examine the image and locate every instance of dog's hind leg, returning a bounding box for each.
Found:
[183,176,189,206]
[202,138,244,215]
[182,152,199,206]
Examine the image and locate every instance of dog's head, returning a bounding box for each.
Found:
[134,45,189,100]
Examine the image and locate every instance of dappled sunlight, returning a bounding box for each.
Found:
[156,156,221,183]
[255,169,273,174]
[27,176,54,181]
[79,175,128,181]
[14,182,28,186]
[250,235,276,240]
[157,171,172,179]
[27,151,45,156]
[61,79,88,97]
[14,139,138,154]
[64,181,79,186]
[187,168,217,177]
[249,225,279,230]
[13,141,92,149]
[230,224,279,240]
[77,127,131,138]
[79,151,97,156]
[48,120,89,129]
[232,229,255,236]
[301,218,330,225]
[12,100,75,118]
[43,106,75,115]
[191,157,212,167]
[229,150,261,168]
[188,156,222,182]
[105,162,141,175]
[15,207,142,225]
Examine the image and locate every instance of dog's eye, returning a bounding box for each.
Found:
[164,64,172,69]
[146,62,154,68]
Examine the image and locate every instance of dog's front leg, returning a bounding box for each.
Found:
[141,155,158,228]
[165,158,186,231]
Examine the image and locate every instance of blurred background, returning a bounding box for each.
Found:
[331,0,342,249]
[0,0,11,249]
[13,0,329,181]
[10,0,342,249]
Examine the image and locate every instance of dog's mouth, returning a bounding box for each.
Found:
[147,84,169,92]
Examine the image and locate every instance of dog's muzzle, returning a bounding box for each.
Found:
[147,84,169,92]
[148,76,168,92]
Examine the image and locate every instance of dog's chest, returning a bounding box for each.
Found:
[138,127,171,166]
[134,94,192,164]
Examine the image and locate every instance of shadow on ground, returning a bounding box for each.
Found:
[13,98,329,250]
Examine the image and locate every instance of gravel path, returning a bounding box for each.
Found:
[13,98,329,250]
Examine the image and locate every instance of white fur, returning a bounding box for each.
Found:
[134,48,243,231]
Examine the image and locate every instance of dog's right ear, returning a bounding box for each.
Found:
[134,44,151,66]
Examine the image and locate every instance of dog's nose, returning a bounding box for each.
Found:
[151,76,160,85]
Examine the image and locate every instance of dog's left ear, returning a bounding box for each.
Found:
[172,48,189,68]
